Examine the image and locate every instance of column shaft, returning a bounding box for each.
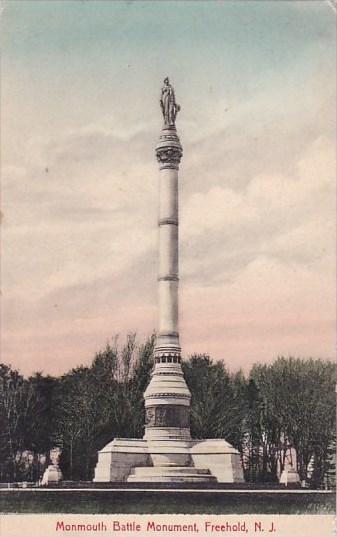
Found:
[158,167,179,336]
[143,124,191,442]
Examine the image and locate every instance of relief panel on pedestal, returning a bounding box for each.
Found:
[145,405,190,428]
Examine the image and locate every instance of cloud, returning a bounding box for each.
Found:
[2,124,159,300]
[180,136,335,283]
[176,135,335,369]
[2,66,335,375]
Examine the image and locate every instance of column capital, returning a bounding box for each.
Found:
[156,126,183,170]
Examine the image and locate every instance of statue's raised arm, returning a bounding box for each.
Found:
[160,77,180,127]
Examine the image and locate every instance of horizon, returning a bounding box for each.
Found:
[2,1,336,376]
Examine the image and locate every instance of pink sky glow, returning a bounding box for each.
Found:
[1,1,336,376]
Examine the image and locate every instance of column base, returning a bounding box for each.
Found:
[144,427,191,441]
[94,437,244,483]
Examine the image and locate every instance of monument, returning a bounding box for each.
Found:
[94,79,243,483]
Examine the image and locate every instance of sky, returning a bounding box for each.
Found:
[1,0,336,376]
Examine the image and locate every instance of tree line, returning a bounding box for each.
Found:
[0,333,335,488]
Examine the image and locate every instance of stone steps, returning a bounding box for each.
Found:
[127,466,217,483]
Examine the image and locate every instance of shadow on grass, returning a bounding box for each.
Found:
[0,491,335,514]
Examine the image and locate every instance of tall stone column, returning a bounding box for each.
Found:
[143,80,191,442]
[94,78,244,484]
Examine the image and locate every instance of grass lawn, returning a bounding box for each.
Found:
[0,490,335,514]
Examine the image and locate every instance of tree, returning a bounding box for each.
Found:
[54,334,154,480]
[229,369,248,457]
[24,373,58,454]
[1,342,334,488]
[0,364,34,480]
[183,354,241,448]
[246,357,336,487]
[277,357,336,486]
[54,366,100,480]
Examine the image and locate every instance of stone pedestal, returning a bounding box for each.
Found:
[94,439,150,482]
[41,447,63,485]
[279,467,300,486]
[94,438,243,483]
[41,464,63,485]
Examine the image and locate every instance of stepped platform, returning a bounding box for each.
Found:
[94,438,244,483]
[127,466,216,483]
